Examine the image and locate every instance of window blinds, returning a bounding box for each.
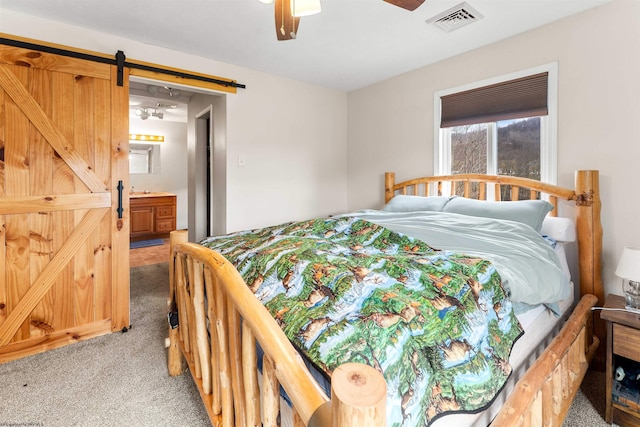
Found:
[440,72,548,128]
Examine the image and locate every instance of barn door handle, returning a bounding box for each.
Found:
[117,180,124,219]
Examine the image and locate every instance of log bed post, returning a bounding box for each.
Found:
[575,170,603,304]
[574,170,604,367]
[384,172,395,204]
[168,229,188,376]
[329,363,386,426]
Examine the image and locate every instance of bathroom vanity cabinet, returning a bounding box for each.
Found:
[130,192,177,241]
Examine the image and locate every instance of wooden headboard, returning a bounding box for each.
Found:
[384,171,603,305]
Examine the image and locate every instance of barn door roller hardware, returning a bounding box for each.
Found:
[115,50,246,89]
[116,50,125,87]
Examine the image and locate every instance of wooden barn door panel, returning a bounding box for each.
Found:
[28,67,55,339]
[0,46,129,361]
[4,64,30,343]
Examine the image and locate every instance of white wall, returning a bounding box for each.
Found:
[0,9,349,235]
[347,0,640,297]
[225,74,348,231]
[129,119,189,230]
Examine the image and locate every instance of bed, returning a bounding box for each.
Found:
[166,170,602,427]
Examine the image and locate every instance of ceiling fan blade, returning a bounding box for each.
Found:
[383,0,426,11]
[275,0,300,41]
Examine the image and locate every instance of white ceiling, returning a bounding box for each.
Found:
[0,0,611,91]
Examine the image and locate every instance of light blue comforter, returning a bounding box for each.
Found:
[338,210,570,307]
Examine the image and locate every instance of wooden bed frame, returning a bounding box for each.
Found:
[167,170,602,427]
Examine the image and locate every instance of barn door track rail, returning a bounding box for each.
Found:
[0,36,246,90]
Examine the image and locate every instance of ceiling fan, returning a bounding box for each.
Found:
[261,0,426,41]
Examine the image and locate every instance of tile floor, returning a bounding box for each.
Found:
[129,238,171,268]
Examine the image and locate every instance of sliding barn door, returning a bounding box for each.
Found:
[0,45,130,362]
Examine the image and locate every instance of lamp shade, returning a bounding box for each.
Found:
[291,0,321,17]
[615,247,640,282]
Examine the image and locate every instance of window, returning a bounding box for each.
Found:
[434,64,558,194]
[449,118,541,199]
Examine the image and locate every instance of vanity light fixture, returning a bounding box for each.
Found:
[129,134,165,143]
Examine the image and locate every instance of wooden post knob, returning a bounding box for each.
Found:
[331,363,386,426]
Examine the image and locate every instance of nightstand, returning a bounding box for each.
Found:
[601,294,640,426]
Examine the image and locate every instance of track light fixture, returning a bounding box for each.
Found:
[135,106,164,120]
[164,86,181,98]
[135,108,150,120]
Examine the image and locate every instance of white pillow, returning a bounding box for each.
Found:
[443,197,553,232]
[382,195,451,212]
[540,216,576,242]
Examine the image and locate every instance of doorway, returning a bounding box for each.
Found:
[196,108,212,237]
[128,77,227,252]
[188,93,227,242]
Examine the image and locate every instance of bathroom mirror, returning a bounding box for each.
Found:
[129,143,161,174]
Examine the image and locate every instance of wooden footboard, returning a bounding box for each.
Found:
[167,230,599,427]
[167,230,386,427]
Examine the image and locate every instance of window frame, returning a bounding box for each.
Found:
[433,63,558,184]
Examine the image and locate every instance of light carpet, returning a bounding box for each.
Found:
[0,262,613,426]
[0,262,209,426]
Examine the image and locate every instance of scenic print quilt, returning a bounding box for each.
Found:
[200,216,523,426]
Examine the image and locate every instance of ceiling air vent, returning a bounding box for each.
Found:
[426,2,483,32]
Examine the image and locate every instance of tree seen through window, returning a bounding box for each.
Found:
[451,117,541,200]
